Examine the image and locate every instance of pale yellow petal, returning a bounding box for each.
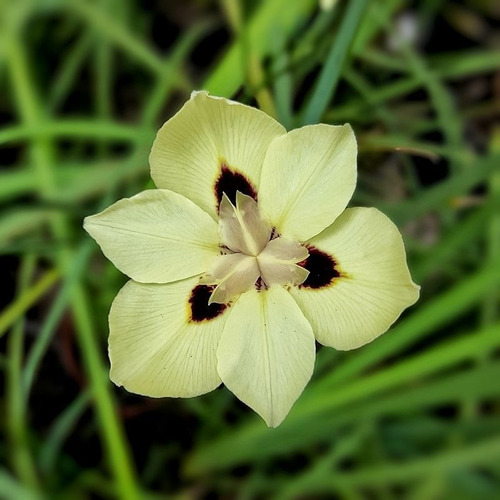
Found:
[150,91,286,219]
[84,190,220,283]
[109,277,229,397]
[217,287,315,427]
[259,124,357,241]
[290,208,420,350]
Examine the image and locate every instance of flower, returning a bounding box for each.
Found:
[84,91,419,427]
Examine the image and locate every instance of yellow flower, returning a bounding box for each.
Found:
[84,91,419,427]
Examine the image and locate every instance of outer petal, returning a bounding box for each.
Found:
[150,91,286,219]
[109,277,228,397]
[259,124,357,241]
[289,207,420,350]
[217,287,315,427]
[83,189,219,283]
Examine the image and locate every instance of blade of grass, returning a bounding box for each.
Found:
[399,42,464,172]
[271,31,293,129]
[0,268,59,338]
[380,152,500,225]
[222,0,278,117]
[316,255,500,392]
[359,133,466,161]
[186,362,500,475]
[66,0,164,75]
[302,0,368,125]
[0,469,42,500]
[342,67,398,128]
[94,1,113,121]
[327,77,420,122]
[39,391,91,474]
[6,31,140,499]
[0,152,149,209]
[204,0,316,96]
[300,322,500,417]
[0,208,59,247]
[481,128,500,325]
[357,47,409,72]
[430,49,500,80]
[220,0,249,89]
[328,49,500,122]
[186,323,500,473]
[6,255,40,490]
[307,365,500,457]
[0,120,155,146]
[351,0,402,55]
[0,169,35,203]
[141,18,215,124]
[328,435,500,487]
[412,197,499,282]
[294,3,340,55]
[276,424,372,500]
[460,129,500,419]
[22,239,94,396]
[48,31,93,112]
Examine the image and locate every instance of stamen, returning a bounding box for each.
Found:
[218,192,271,256]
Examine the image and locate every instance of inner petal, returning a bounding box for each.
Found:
[218,191,272,256]
[257,238,310,287]
[203,253,260,305]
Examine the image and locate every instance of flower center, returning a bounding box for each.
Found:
[202,192,309,304]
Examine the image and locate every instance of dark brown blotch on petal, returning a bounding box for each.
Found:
[189,285,227,322]
[215,162,257,209]
[255,276,268,291]
[298,246,341,289]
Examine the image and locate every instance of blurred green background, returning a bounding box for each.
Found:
[1,0,500,498]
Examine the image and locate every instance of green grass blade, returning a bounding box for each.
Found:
[328,49,500,122]
[48,31,93,112]
[0,169,34,203]
[22,240,93,396]
[381,153,500,225]
[39,391,91,474]
[400,43,464,172]
[328,435,500,487]
[204,0,316,96]
[0,469,42,500]
[0,208,57,247]
[66,0,164,75]
[319,256,500,390]
[413,198,499,283]
[186,322,500,474]
[6,31,141,499]
[0,268,59,338]
[6,256,40,490]
[302,0,368,125]
[0,120,155,146]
